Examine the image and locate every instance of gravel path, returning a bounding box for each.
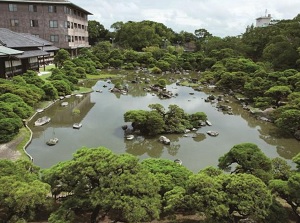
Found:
[0,132,25,161]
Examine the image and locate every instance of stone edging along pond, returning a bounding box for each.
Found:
[22,92,93,162]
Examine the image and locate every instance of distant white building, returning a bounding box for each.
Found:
[256,13,272,27]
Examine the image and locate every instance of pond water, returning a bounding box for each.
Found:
[27,77,300,172]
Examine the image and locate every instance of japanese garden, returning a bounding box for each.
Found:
[1,15,300,223]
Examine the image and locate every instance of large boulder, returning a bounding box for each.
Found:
[294,130,300,141]
[159,136,170,145]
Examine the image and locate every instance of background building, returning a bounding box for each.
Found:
[0,0,92,56]
[256,13,272,27]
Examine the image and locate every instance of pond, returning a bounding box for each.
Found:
[27,76,300,172]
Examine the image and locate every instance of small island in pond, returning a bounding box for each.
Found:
[123,103,207,135]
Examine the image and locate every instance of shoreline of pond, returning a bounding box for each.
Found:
[25,78,300,172]
[6,73,298,171]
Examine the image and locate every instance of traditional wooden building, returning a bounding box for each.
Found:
[0,44,23,78]
[0,28,56,78]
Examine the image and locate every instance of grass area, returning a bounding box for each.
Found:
[39,64,55,72]
[35,101,53,110]
[38,64,54,81]
[16,127,32,161]
[180,81,200,87]
[73,87,94,94]
[39,73,52,81]
[86,73,120,79]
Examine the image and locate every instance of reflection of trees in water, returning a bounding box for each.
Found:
[125,136,163,158]
[111,92,121,99]
[124,135,181,157]
[258,127,300,159]
[30,125,47,140]
[192,133,206,142]
[113,73,184,98]
[167,144,180,156]
[126,83,148,97]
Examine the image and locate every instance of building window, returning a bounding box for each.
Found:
[74,23,77,29]
[30,20,39,27]
[8,4,17,11]
[49,20,58,28]
[48,5,57,13]
[65,35,71,42]
[66,21,70,28]
[64,6,71,14]
[28,5,37,12]
[74,36,78,41]
[50,35,59,42]
[10,19,19,27]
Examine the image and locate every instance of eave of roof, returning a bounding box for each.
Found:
[0,45,24,57]
[38,45,60,51]
[14,50,49,59]
[0,0,92,14]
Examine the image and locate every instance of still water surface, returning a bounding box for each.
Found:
[27,80,300,172]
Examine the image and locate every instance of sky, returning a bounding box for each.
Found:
[72,0,300,37]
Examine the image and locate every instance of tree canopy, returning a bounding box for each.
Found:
[124,103,207,135]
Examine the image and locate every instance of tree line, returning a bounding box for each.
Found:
[0,143,300,223]
[1,14,300,142]
[1,13,300,223]
[86,16,300,139]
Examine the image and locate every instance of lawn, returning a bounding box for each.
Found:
[39,63,55,72]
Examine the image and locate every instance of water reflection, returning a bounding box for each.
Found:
[26,77,300,172]
[29,94,95,139]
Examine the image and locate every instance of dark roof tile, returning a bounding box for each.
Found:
[0,28,43,48]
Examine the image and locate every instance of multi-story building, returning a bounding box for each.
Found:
[0,0,92,56]
[256,13,272,27]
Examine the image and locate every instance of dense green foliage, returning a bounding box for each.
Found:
[0,159,50,222]
[124,103,207,135]
[0,49,98,142]
[83,16,300,137]
[0,144,299,222]
[1,12,300,223]
[218,143,273,183]
[42,147,162,223]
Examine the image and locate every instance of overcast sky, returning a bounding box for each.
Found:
[72,0,300,37]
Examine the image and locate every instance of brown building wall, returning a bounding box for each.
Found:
[0,1,90,50]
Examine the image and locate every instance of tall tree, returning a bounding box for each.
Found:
[166,167,272,222]
[88,20,109,45]
[218,143,273,183]
[42,147,161,223]
[53,49,71,68]
[0,160,50,222]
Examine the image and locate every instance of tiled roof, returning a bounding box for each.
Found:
[21,33,54,46]
[0,45,23,57]
[0,28,43,48]
[14,49,49,58]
